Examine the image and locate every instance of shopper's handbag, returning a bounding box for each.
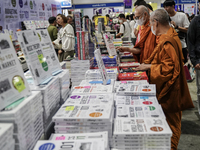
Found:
[54,39,62,50]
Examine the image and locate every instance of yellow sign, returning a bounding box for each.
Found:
[132,3,158,12]
[150,3,158,11]
[95,16,108,26]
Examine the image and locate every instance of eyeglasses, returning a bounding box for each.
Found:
[135,14,144,20]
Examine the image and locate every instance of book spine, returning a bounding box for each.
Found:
[76,32,81,60]
[80,32,83,60]
[82,32,86,60]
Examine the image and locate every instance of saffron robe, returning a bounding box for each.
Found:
[134,21,156,63]
[144,27,194,150]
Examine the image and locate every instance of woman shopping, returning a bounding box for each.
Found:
[53,14,75,62]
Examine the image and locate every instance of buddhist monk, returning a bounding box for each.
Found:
[135,9,194,150]
[116,5,156,63]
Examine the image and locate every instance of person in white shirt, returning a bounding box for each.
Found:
[129,14,137,45]
[116,14,131,41]
[164,0,190,64]
[53,14,75,62]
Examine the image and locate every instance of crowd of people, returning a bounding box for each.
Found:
[45,1,200,149]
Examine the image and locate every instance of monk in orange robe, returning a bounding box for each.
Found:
[116,5,156,63]
[135,9,194,150]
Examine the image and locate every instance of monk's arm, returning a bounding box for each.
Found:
[116,47,141,54]
[129,47,141,54]
[150,44,176,83]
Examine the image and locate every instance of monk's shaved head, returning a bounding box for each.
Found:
[135,5,149,16]
[150,9,169,26]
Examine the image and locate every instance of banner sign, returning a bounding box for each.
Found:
[124,0,132,9]
[74,3,124,9]
[178,0,196,4]
[61,0,72,8]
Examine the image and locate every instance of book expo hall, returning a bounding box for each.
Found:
[0,0,200,150]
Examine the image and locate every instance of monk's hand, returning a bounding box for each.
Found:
[135,63,151,71]
[116,46,129,52]
[195,64,200,70]
[58,50,63,55]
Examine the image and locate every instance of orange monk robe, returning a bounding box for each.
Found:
[134,21,156,63]
[144,27,194,150]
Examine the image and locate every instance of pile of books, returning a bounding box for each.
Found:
[71,59,90,87]
[0,92,44,150]
[85,68,118,80]
[0,123,15,150]
[112,118,172,149]
[116,84,156,96]
[53,102,114,138]
[56,69,71,104]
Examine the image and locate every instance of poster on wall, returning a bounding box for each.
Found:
[57,4,62,15]
[93,8,114,16]
[18,0,30,22]
[29,0,38,20]
[46,3,52,19]
[93,8,102,15]
[36,29,61,75]
[0,34,31,110]
[17,30,52,85]
[3,0,19,38]
[0,3,4,29]
[52,4,57,17]
[184,4,195,16]
[38,1,46,20]
[74,12,81,31]
[124,0,132,9]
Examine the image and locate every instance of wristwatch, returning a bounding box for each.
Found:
[175,25,179,29]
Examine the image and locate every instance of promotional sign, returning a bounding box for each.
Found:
[93,8,114,16]
[0,0,61,34]
[38,1,46,20]
[29,0,39,20]
[61,0,72,8]
[0,34,31,110]
[178,0,196,4]
[103,33,117,56]
[18,0,30,22]
[94,49,109,85]
[184,4,195,15]
[36,29,62,75]
[51,4,57,17]
[17,30,52,85]
[74,12,81,32]
[0,3,4,28]
[3,0,19,38]
[124,0,132,9]
[75,2,124,9]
